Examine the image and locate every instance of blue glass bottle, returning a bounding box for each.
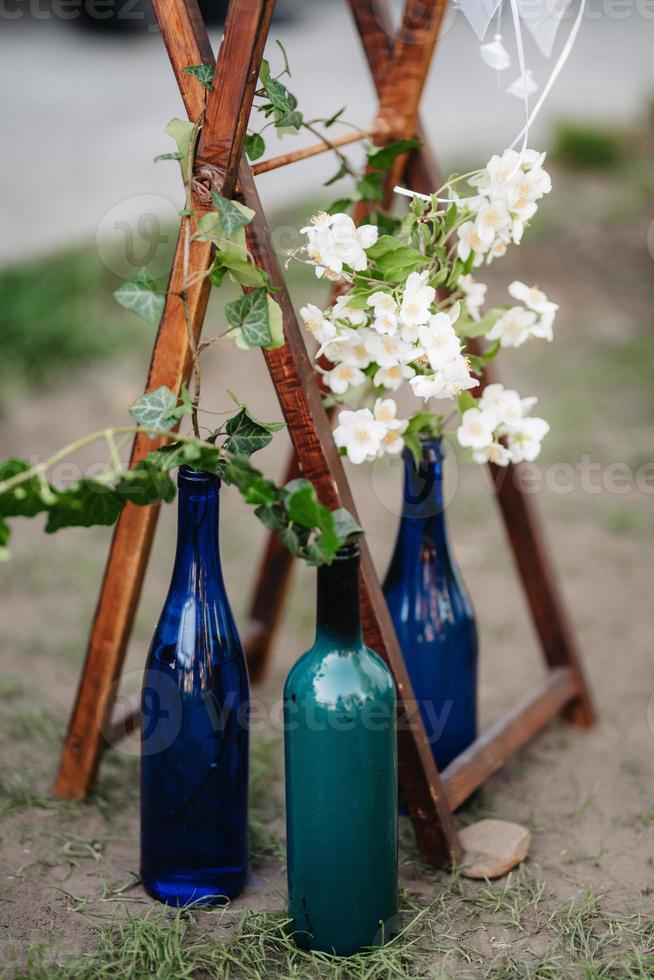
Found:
[140,466,249,906]
[383,438,477,773]
[284,542,398,957]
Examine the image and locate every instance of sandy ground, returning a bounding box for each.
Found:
[1,149,654,974]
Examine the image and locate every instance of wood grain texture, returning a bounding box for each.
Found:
[54,0,273,800]
[442,668,577,810]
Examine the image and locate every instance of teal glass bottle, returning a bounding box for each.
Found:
[284,542,398,957]
[383,437,478,774]
[140,466,249,906]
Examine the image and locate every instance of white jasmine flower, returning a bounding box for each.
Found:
[459,275,487,322]
[374,397,408,455]
[457,221,486,264]
[484,149,523,195]
[323,361,367,395]
[333,408,387,464]
[374,363,415,391]
[505,416,550,462]
[338,331,374,369]
[365,332,412,369]
[372,310,399,336]
[457,407,497,450]
[417,313,462,371]
[475,200,512,246]
[479,383,534,428]
[410,356,478,402]
[368,291,398,316]
[473,442,512,466]
[399,271,435,327]
[487,306,537,348]
[302,212,378,276]
[300,303,337,346]
[508,281,558,317]
[332,294,369,327]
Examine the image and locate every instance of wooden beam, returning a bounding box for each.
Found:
[442,668,577,810]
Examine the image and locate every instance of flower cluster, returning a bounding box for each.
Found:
[295,146,557,468]
[457,149,551,266]
[457,384,550,465]
[486,281,558,347]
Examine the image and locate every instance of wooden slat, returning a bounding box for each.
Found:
[252,130,369,176]
[442,668,577,810]
[54,0,275,800]
[240,164,462,865]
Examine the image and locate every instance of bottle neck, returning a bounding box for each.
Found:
[171,468,222,585]
[399,438,448,544]
[316,544,363,648]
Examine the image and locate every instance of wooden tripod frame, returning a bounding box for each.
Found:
[54,0,594,868]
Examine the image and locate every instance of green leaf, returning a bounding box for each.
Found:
[214,245,268,288]
[114,460,176,506]
[210,192,255,238]
[154,151,183,164]
[367,139,421,171]
[457,391,477,415]
[0,516,9,560]
[113,268,165,325]
[457,308,502,339]
[332,507,363,542]
[45,480,123,533]
[164,117,197,180]
[443,202,459,232]
[356,171,384,203]
[366,236,427,282]
[223,407,284,459]
[0,460,51,519]
[129,386,179,434]
[324,161,350,187]
[323,106,346,128]
[326,197,353,215]
[182,63,214,91]
[245,132,266,161]
[285,479,322,529]
[226,289,270,348]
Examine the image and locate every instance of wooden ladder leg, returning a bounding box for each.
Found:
[54,0,276,799]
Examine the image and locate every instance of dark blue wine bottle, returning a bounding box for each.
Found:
[140,466,249,906]
[383,438,478,772]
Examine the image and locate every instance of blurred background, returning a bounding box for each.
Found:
[1,1,654,973]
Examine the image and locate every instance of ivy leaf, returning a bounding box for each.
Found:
[0,460,51,519]
[114,460,176,506]
[154,151,183,164]
[332,507,363,542]
[213,245,269,289]
[210,192,255,238]
[182,63,214,91]
[285,479,322,529]
[0,516,9,560]
[327,197,353,215]
[367,139,421,171]
[164,117,197,180]
[225,290,284,350]
[275,109,303,134]
[323,106,346,128]
[223,407,284,459]
[129,386,179,435]
[45,480,123,533]
[324,162,350,187]
[114,268,165,325]
[245,132,266,161]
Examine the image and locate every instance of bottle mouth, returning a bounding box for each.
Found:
[333,540,361,562]
[177,465,220,492]
[403,435,444,464]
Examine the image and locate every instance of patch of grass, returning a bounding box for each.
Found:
[0,675,26,700]
[0,770,62,815]
[3,707,62,744]
[0,247,149,395]
[553,121,624,169]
